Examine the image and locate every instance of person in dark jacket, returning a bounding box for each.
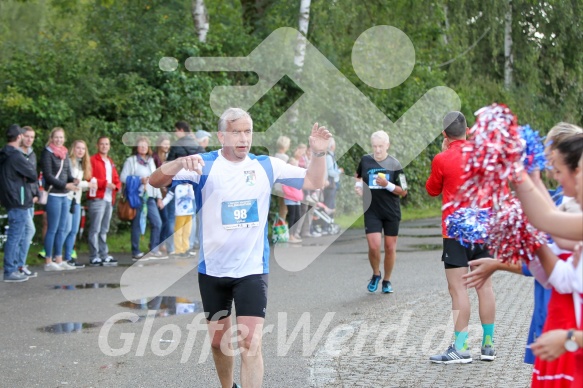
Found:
[167,121,205,161]
[40,127,78,272]
[0,125,38,282]
[18,126,39,277]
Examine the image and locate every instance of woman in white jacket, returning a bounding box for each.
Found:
[120,136,165,259]
[63,140,95,267]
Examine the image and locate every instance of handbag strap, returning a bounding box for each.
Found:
[47,159,65,194]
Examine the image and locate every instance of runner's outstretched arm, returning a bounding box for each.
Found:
[150,155,205,188]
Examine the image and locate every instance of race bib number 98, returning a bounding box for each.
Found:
[221,199,259,229]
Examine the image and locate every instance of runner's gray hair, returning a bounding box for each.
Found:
[218,108,253,132]
[371,130,390,144]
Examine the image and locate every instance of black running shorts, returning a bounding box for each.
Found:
[198,273,268,321]
[442,238,491,268]
[364,212,400,236]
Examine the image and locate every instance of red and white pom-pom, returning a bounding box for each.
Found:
[451,103,524,210]
[487,195,547,263]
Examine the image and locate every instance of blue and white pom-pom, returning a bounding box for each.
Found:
[519,124,547,173]
[445,207,491,248]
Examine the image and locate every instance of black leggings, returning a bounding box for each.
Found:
[287,204,301,236]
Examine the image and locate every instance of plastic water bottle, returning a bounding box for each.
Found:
[89,177,97,197]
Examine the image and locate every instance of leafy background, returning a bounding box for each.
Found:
[1,0,581,218]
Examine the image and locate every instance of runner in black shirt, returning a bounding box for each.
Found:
[355,131,407,293]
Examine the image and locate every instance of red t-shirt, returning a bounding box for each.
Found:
[425,140,468,237]
[88,154,121,204]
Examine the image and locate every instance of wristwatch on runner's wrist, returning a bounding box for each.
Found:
[565,329,579,352]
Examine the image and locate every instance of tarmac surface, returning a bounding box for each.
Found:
[0,217,534,387]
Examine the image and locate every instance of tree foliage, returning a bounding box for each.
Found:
[1,0,581,215]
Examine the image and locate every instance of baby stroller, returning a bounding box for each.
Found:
[307,191,341,235]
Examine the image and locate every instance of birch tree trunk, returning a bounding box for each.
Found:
[294,0,311,69]
[288,0,311,129]
[191,0,209,43]
[504,0,513,89]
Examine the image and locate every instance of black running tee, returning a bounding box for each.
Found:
[356,154,405,220]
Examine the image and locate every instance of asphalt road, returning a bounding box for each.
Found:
[0,217,534,387]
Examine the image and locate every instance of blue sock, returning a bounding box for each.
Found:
[482,323,494,346]
[454,331,468,351]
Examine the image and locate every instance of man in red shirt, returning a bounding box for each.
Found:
[87,136,121,266]
[425,111,496,364]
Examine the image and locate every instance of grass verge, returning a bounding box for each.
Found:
[334,204,441,230]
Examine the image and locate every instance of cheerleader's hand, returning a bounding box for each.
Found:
[530,330,568,361]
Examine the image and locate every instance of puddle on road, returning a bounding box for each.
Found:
[39,296,202,334]
[53,283,123,290]
[38,322,102,334]
[119,296,202,317]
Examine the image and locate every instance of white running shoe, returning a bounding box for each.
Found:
[20,266,38,278]
[59,261,77,270]
[44,262,64,272]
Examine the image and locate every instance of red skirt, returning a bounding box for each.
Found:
[572,351,583,388]
[532,290,577,387]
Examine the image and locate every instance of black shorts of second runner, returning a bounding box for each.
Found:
[364,212,400,236]
[442,238,491,268]
[198,273,268,321]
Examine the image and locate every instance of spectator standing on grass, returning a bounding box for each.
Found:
[195,129,211,151]
[41,127,79,272]
[153,134,171,168]
[87,136,121,267]
[120,136,165,260]
[284,157,304,243]
[18,126,39,278]
[167,121,205,161]
[0,125,38,282]
[63,140,95,268]
[153,134,172,254]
